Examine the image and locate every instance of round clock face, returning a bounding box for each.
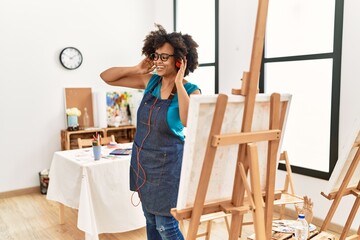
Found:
[59,47,83,70]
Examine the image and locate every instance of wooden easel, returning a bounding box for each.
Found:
[171,93,287,240]
[274,151,304,220]
[320,136,360,240]
[170,0,290,238]
[243,151,305,225]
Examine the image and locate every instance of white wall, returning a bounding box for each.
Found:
[219,0,359,231]
[219,0,258,93]
[0,0,172,192]
[1,0,358,231]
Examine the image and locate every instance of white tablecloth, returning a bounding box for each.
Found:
[46,143,145,240]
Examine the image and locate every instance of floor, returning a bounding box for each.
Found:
[0,192,341,240]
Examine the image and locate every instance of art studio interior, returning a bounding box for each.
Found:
[0,0,359,239]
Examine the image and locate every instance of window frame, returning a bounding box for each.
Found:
[173,0,219,94]
[260,0,344,179]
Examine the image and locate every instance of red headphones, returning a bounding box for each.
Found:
[175,60,181,68]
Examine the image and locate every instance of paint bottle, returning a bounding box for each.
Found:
[83,107,90,129]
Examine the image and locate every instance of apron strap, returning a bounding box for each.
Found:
[149,77,162,93]
[150,77,177,100]
[168,84,177,100]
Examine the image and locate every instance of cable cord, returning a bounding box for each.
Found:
[131,97,159,206]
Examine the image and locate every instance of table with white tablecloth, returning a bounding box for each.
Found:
[46,143,145,240]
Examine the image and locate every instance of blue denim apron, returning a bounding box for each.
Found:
[130,80,184,216]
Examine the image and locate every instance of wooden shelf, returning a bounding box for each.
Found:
[60,125,136,150]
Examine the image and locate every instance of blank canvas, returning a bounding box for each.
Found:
[327,118,360,193]
[177,93,292,210]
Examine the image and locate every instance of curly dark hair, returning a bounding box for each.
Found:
[142,24,199,77]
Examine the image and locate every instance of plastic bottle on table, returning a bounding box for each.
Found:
[293,213,309,240]
[83,107,90,129]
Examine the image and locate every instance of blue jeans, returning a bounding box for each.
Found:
[142,207,184,240]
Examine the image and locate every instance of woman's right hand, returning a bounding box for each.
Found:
[100,57,154,89]
[137,57,156,75]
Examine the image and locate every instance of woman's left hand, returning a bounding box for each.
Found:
[175,58,187,84]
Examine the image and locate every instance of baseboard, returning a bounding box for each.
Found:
[274,205,357,235]
[0,186,39,199]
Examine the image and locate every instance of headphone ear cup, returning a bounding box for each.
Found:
[176,61,181,68]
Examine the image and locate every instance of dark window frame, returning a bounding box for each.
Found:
[173,0,219,93]
[260,0,344,180]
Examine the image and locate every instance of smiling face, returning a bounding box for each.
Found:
[153,42,177,78]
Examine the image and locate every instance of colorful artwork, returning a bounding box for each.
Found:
[106,91,130,127]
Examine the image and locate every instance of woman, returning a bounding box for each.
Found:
[100,24,200,240]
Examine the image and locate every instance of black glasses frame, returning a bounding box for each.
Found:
[150,53,174,62]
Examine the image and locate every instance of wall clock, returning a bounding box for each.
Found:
[59,47,83,70]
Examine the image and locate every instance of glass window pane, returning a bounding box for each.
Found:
[266,0,335,58]
[186,66,215,95]
[265,59,333,172]
[177,0,215,63]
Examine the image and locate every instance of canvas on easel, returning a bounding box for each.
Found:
[326,118,360,194]
[320,119,360,239]
[176,94,292,210]
[172,92,291,239]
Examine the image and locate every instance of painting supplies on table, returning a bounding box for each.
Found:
[109,148,132,156]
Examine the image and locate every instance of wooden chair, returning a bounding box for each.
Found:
[100,135,116,145]
[77,135,115,149]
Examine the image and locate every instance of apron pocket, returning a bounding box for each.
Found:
[138,148,167,186]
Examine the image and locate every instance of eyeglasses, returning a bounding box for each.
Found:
[150,53,174,62]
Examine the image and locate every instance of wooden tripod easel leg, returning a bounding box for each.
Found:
[228,94,283,239]
[229,0,271,236]
[229,143,248,240]
[264,93,281,237]
[236,147,266,240]
[248,143,266,239]
[186,94,229,240]
[279,151,298,219]
[339,186,360,240]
